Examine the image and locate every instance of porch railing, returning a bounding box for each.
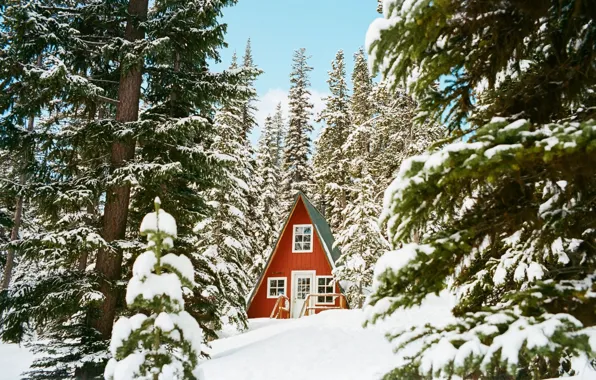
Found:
[298,293,347,318]
[270,295,290,319]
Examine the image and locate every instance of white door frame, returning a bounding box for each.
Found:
[290,270,316,318]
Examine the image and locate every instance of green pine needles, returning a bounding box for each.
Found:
[105,198,203,380]
[366,0,596,378]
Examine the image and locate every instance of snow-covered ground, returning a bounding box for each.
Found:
[197,310,395,380]
[1,292,594,379]
[196,292,456,380]
[0,343,34,380]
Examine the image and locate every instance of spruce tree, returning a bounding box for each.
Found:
[333,173,389,308]
[239,39,268,287]
[105,198,203,380]
[0,1,120,377]
[350,48,374,126]
[313,50,352,230]
[366,1,596,378]
[367,81,443,195]
[193,55,253,333]
[281,48,314,210]
[254,115,282,278]
[271,102,286,170]
[0,0,245,377]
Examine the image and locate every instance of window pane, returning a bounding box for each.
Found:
[303,242,311,250]
[294,242,302,251]
[304,227,311,234]
[295,235,303,242]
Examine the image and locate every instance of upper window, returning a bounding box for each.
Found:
[292,224,313,253]
[316,276,334,304]
[267,277,286,298]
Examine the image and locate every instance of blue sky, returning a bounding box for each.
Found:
[214,0,381,144]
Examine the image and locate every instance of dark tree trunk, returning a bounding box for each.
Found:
[93,0,148,339]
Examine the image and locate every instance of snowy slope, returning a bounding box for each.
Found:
[196,293,455,380]
[196,310,395,380]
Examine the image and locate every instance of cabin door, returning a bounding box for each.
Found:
[291,270,315,318]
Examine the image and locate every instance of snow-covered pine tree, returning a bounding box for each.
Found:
[333,173,389,308]
[271,102,286,170]
[281,48,314,210]
[313,50,351,230]
[367,80,443,196]
[350,48,374,127]
[0,1,120,377]
[1,0,245,377]
[105,0,244,343]
[238,39,269,286]
[366,1,596,378]
[105,198,204,380]
[193,54,253,334]
[253,115,282,279]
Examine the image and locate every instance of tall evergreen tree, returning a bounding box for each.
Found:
[253,115,282,278]
[281,48,314,210]
[333,173,389,308]
[193,54,253,333]
[0,1,120,377]
[271,102,286,170]
[366,81,443,195]
[313,50,352,230]
[0,0,246,377]
[238,39,268,288]
[366,1,596,379]
[350,48,374,126]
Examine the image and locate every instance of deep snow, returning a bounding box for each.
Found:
[1,292,594,379]
[196,309,397,380]
[0,343,34,380]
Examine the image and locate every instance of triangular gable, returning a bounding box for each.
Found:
[246,192,340,309]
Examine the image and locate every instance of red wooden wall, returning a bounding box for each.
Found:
[247,197,340,318]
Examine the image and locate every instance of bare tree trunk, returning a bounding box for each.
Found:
[93,0,148,339]
[1,114,35,290]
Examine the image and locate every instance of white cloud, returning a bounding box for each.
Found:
[250,88,329,146]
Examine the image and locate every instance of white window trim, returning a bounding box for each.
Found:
[266,277,287,299]
[315,275,335,305]
[292,224,314,253]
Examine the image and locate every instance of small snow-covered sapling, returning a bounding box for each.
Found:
[105,198,204,380]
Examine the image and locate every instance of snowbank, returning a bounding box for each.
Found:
[196,310,396,380]
[0,343,34,380]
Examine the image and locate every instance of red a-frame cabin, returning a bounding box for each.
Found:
[247,192,346,319]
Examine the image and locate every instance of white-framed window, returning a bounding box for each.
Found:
[316,276,334,304]
[292,224,313,253]
[267,277,287,298]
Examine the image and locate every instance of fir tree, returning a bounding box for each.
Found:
[193,55,253,333]
[0,1,120,377]
[366,81,443,195]
[366,1,596,378]
[333,173,389,308]
[313,49,352,230]
[105,198,204,380]
[271,102,286,170]
[1,0,245,377]
[239,39,268,287]
[281,48,314,210]
[350,48,373,126]
[253,115,282,278]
